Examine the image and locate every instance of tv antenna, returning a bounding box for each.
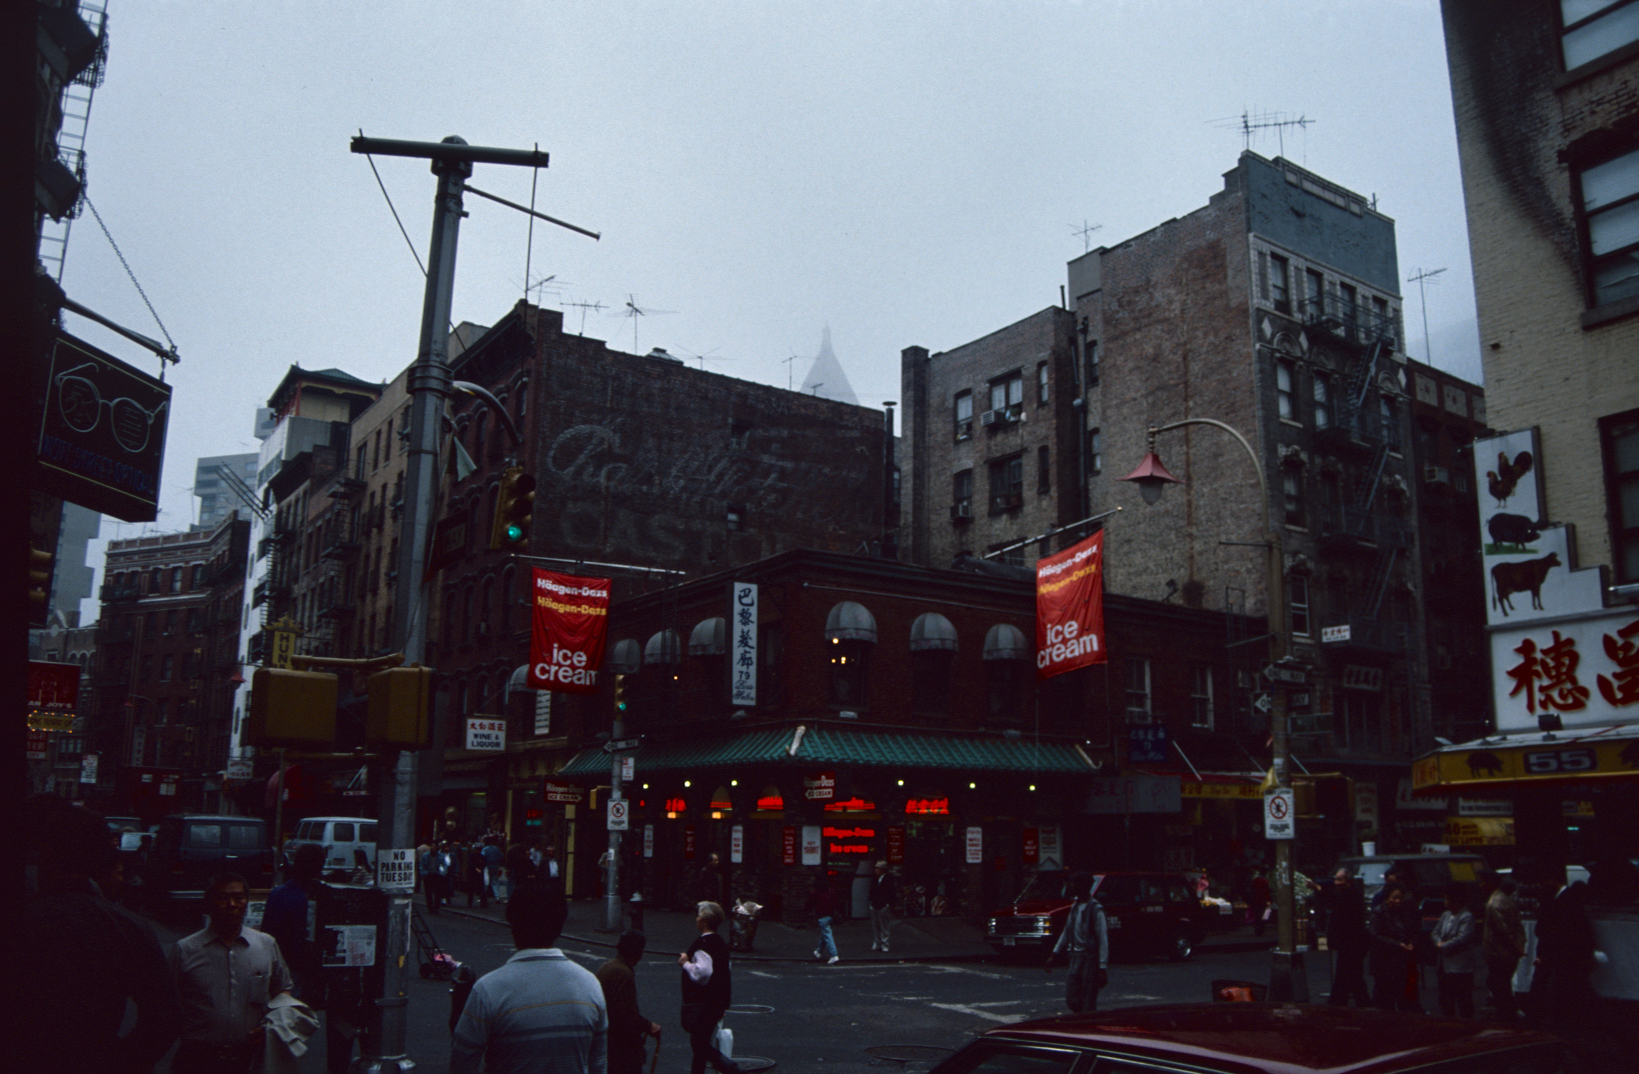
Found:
[514,272,566,304]
[677,346,737,371]
[564,298,605,335]
[1214,109,1312,157]
[1407,266,1447,364]
[780,354,803,391]
[1071,220,1102,252]
[614,294,675,352]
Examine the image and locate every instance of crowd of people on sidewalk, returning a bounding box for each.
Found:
[418,828,560,913]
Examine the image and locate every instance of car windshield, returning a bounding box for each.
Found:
[1015,872,1070,903]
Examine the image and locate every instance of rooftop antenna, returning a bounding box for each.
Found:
[1407,266,1447,365]
[564,298,606,335]
[615,294,674,352]
[780,353,802,391]
[1071,220,1103,252]
[1214,109,1312,157]
[677,346,737,371]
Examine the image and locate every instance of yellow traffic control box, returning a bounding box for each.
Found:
[247,667,338,747]
[368,666,433,749]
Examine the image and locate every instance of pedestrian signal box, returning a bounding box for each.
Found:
[247,668,338,747]
[368,665,433,749]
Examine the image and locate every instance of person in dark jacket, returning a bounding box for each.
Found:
[1308,867,1371,1006]
[1528,878,1597,1028]
[678,901,738,1074]
[1367,885,1421,1012]
[810,875,841,964]
[868,861,898,953]
[597,931,661,1074]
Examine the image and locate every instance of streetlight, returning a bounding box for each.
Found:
[1119,418,1308,1001]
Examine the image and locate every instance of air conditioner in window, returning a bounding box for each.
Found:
[1423,466,1450,485]
[950,501,972,521]
[980,409,1003,427]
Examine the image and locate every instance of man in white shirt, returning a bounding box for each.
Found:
[169,872,292,1073]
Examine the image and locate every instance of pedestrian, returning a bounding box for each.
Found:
[451,879,607,1073]
[265,843,357,1073]
[679,901,740,1074]
[1307,867,1371,1006]
[427,840,453,913]
[466,841,488,908]
[416,841,431,895]
[810,875,841,965]
[1527,876,1597,1029]
[1431,883,1482,1018]
[1045,871,1109,1012]
[22,795,181,1073]
[1248,869,1271,936]
[483,836,506,902]
[169,872,294,1074]
[597,931,662,1074]
[697,852,725,907]
[1372,865,1405,910]
[1367,885,1420,1012]
[541,842,560,879]
[1480,871,1525,1021]
[869,860,897,954]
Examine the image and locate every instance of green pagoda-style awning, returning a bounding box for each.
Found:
[554,724,1096,778]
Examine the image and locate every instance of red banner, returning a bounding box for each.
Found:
[1036,531,1106,679]
[527,569,612,694]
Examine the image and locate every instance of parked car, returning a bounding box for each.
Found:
[139,814,273,911]
[986,871,1204,961]
[928,1003,1566,1074]
[281,815,378,876]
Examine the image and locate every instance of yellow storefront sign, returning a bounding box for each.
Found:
[1181,782,1262,800]
[1444,817,1515,846]
[1413,728,1639,792]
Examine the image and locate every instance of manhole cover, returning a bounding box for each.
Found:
[864,1045,956,1063]
[728,1004,775,1014]
[733,1056,776,1072]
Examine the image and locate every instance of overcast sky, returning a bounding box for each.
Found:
[63,0,1479,599]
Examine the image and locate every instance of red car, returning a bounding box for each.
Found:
[928,1003,1567,1074]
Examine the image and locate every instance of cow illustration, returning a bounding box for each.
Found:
[1466,751,1503,777]
[1492,553,1562,616]
[1487,513,1546,548]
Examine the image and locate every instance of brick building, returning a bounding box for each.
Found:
[419,301,894,843]
[92,512,249,819]
[905,151,1462,853]
[546,549,1263,922]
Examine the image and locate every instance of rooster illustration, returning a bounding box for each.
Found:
[1487,450,1533,507]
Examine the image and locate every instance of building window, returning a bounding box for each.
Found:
[1190,666,1214,729]
[160,655,173,682]
[1602,408,1639,583]
[1037,446,1051,493]
[1090,427,1103,475]
[953,469,974,519]
[1270,253,1291,314]
[988,455,1024,514]
[828,639,871,707]
[1125,657,1151,722]
[1290,573,1312,638]
[989,371,1024,415]
[1339,282,1359,335]
[1379,396,1400,448]
[1561,0,1639,69]
[1283,469,1304,527]
[1578,146,1639,308]
[912,650,954,715]
[1313,372,1332,430]
[1305,269,1324,320]
[1371,296,1391,342]
[1037,362,1049,405]
[954,390,974,440]
[1086,340,1100,386]
[1278,361,1297,421]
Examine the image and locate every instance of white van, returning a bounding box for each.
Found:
[283,816,378,875]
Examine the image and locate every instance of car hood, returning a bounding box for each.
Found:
[994,899,1071,917]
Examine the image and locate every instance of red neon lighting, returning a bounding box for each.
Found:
[822,796,876,812]
[665,797,686,812]
[905,797,949,814]
[756,796,784,811]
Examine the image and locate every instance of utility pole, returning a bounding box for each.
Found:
[347,133,550,1074]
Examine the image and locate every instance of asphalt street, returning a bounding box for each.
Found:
[144,906,1288,1073]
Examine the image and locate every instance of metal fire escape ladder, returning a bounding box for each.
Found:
[37,0,108,283]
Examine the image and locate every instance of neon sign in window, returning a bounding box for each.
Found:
[905,797,950,814]
[822,796,876,812]
[756,795,785,811]
[665,797,686,813]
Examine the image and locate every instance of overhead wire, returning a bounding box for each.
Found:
[83,194,178,359]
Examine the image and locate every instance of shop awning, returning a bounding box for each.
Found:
[553,724,1099,778]
[1410,724,1639,794]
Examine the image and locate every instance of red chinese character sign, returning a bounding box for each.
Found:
[1036,531,1105,679]
[1491,610,1639,732]
[528,569,611,694]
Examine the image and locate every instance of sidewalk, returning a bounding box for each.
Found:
[438,894,1274,964]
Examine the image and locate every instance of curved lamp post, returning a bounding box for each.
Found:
[1119,418,1308,1001]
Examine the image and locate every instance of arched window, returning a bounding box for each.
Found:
[909,613,958,715]
[825,602,877,709]
[983,624,1029,725]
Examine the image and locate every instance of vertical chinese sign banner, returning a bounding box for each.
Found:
[528,569,612,693]
[1036,531,1106,679]
[731,582,758,707]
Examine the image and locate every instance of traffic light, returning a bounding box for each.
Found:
[28,542,55,628]
[367,665,433,749]
[490,466,536,550]
[247,667,338,747]
[613,673,630,717]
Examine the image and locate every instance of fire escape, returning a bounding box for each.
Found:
[1308,293,1412,658]
[36,0,108,282]
[314,499,361,657]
